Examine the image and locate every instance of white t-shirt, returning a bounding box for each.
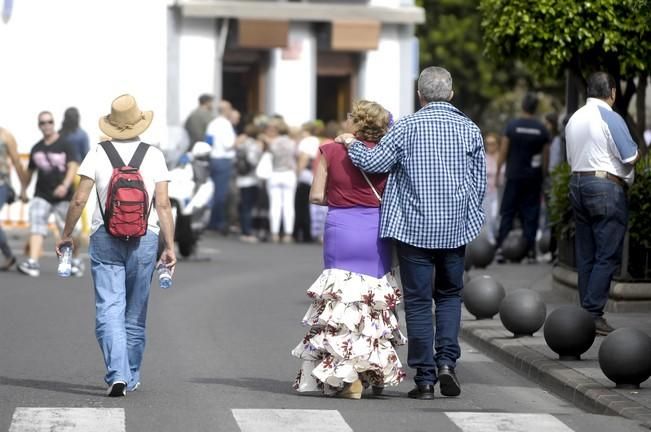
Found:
[77,139,171,235]
[205,116,236,159]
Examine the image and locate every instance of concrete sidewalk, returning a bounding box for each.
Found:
[460,262,651,429]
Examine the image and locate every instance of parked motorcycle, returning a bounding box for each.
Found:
[167,141,214,258]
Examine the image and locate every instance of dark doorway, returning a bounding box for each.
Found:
[316,75,351,123]
[222,50,267,121]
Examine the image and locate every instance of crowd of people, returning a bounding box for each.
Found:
[0,108,88,277]
[183,90,569,266]
[183,93,351,245]
[0,67,643,400]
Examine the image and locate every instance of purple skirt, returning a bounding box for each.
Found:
[323,206,391,278]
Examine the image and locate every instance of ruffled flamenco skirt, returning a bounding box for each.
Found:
[291,206,406,394]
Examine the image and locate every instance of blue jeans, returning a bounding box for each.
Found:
[0,184,12,258]
[569,175,628,318]
[396,241,465,385]
[89,227,159,388]
[208,158,234,231]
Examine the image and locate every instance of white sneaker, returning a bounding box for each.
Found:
[107,381,127,397]
[17,259,40,277]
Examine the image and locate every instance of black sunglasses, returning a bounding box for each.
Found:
[39,120,54,126]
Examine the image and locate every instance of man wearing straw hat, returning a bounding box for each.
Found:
[56,94,176,397]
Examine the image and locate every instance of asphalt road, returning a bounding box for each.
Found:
[0,232,646,432]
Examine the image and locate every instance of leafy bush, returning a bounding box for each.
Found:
[628,153,651,249]
[548,162,573,239]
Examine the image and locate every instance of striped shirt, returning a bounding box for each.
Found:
[348,101,486,249]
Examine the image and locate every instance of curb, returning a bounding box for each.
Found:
[460,323,651,429]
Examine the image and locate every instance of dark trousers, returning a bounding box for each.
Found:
[569,175,628,318]
[496,177,542,253]
[208,158,233,231]
[238,186,259,236]
[293,182,312,242]
[396,241,465,385]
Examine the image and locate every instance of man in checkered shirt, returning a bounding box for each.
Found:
[337,66,486,400]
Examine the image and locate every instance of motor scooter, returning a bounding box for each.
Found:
[167,141,214,258]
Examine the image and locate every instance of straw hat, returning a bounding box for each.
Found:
[99,94,153,140]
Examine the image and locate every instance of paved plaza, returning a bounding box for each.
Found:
[0,229,649,431]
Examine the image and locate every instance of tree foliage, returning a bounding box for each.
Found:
[479,0,651,115]
[415,0,532,125]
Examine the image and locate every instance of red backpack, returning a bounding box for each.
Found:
[97,141,151,240]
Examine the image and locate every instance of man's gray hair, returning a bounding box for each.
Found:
[418,67,453,102]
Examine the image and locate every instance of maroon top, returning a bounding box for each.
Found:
[320,140,388,208]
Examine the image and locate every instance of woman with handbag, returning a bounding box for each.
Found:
[291,100,405,399]
[0,126,28,271]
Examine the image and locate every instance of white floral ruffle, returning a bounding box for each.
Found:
[292,268,407,393]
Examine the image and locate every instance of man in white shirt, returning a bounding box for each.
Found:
[204,100,236,233]
[55,94,176,397]
[565,72,639,335]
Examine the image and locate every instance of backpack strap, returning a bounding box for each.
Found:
[98,141,126,168]
[128,142,150,169]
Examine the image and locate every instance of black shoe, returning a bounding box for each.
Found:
[438,365,461,397]
[107,381,126,397]
[495,248,506,264]
[371,386,384,396]
[594,317,615,336]
[407,384,435,400]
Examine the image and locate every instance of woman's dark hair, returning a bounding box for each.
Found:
[59,107,80,137]
[586,72,616,99]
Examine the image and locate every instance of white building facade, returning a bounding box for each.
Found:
[170,0,424,127]
[0,0,423,224]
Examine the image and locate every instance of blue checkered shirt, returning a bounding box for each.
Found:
[348,102,486,249]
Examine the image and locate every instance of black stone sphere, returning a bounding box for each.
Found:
[464,254,472,271]
[502,231,528,262]
[598,328,651,389]
[538,230,551,255]
[467,235,495,269]
[543,306,596,360]
[463,275,505,319]
[499,289,547,337]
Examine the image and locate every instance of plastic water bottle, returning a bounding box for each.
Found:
[58,243,73,277]
[157,263,172,289]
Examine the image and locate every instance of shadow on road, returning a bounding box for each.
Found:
[0,376,104,397]
[190,377,300,396]
[189,377,404,400]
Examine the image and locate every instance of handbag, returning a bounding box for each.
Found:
[255,151,273,180]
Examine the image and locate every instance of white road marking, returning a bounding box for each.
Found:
[232,409,353,432]
[446,412,574,432]
[9,408,125,432]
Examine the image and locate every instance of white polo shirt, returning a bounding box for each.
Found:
[205,115,236,159]
[565,98,638,185]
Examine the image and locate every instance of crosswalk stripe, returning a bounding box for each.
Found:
[445,412,574,432]
[8,408,125,432]
[232,409,353,432]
